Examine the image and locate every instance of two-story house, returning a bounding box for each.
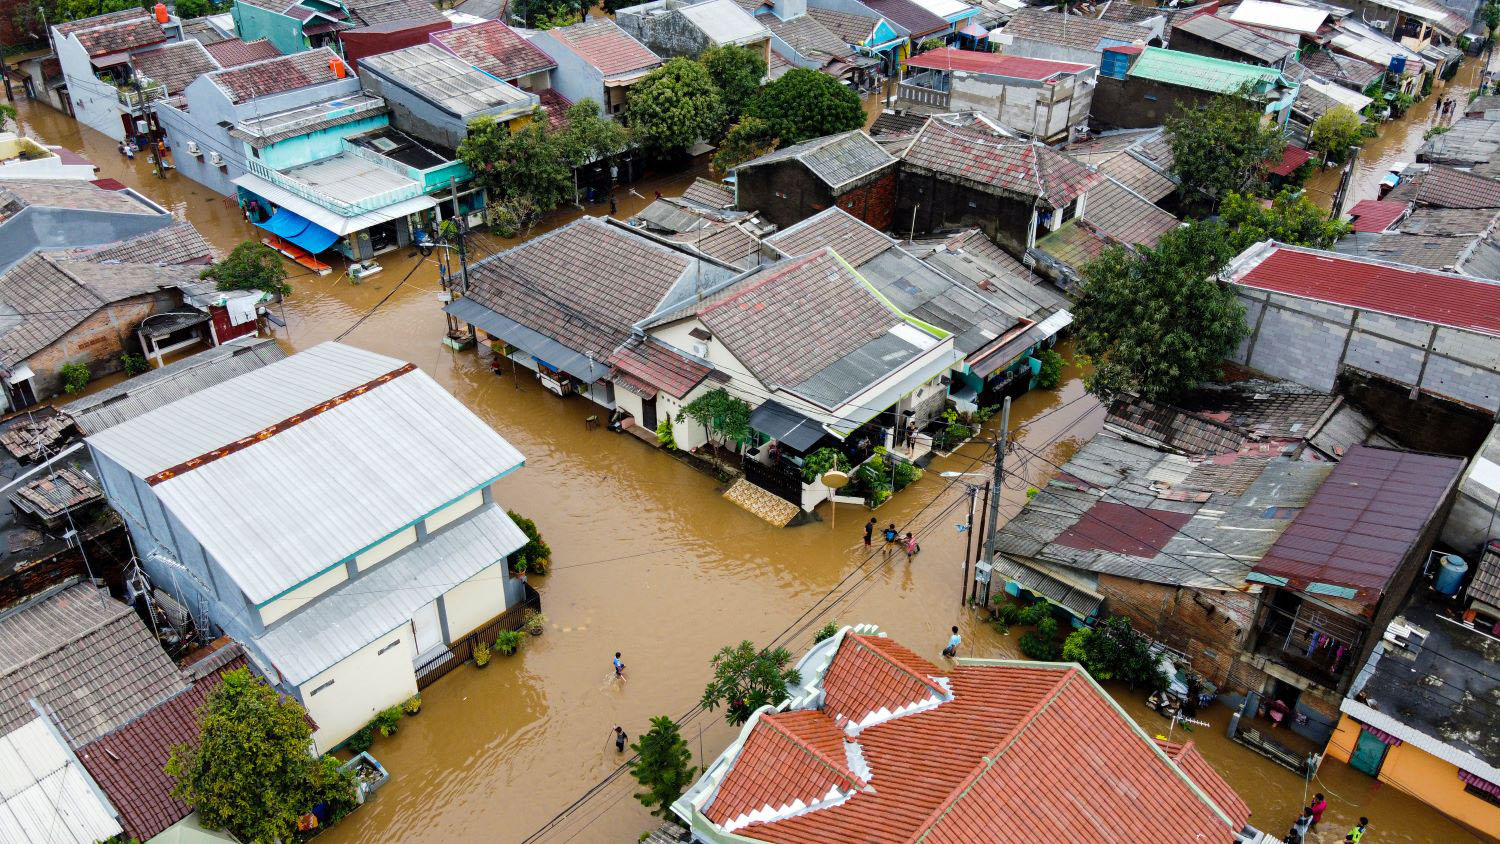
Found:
[615,0,772,65]
[529,18,663,119]
[86,342,532,751]
[51,7,184,143]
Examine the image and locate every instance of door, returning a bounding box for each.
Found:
[1349,730,1388,777]
[641,396,658,431]
[411,600,445,659]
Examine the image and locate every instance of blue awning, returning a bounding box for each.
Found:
[254,208,340,254]
[444,297,611,383]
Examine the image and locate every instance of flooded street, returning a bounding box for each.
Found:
[1305,58,1482,210]
[8,90,1489,843]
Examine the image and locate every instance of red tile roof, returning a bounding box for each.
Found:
[821,634,948,726]
[1267,144,1312,177]
[431,20,557,81]
[1053,500,1193,557]
[608,335,714,398]
[905,47,1090,80]
[203,37,281,68]
[60,10,167,57]
[1157,739,1253,829]
[1229,245,1500,337]
[701,635,1245,843]
[903,118,1100,209]
[1251,444,1464,603]
[209,48,344,104]
[79,650,249,841]
[536,87,572,131]
[545,18,660,77]
[1346,199,1410,232]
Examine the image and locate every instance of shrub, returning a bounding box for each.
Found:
[1059,615,1169,691]
[495,629,525,655]
[993,600,1022,626]
[1018,630,1062,660]
[524,609,547,635]
[473,640,491,667]
[60,362,89,395]
[402,696,421,715]
[508,510,551,573]
[122,352,149,376]
[1035,348,1065,389]
[345,724,374,754]
[801,447,848,483]
[937,409,974,450]
[891,459,922,491]
[656,417,676,449]
[374,705,402,737]
[813,622,839,643]
[1017,601,1052,627]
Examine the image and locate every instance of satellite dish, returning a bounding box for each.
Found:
[822,470,849,489]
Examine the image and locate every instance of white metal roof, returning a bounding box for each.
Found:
[360,44,535,117]
[255,505,526,684]
[1230,0,1328,33]
[0,717,122,844]
[230,172,437,235]
[909,0,974,19]
[87,342,526,605]
[677,0,770,45]
[1302,77,1373,111]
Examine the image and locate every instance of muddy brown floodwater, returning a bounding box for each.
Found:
[9,93,1488,843]
[1305,58,1482,211]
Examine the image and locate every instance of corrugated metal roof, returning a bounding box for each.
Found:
[904,47,1089,79]
[360,44,534,116]
[256,505,526,684]
[678,0,770,45]
[86,342,525,605]
[1173,13,1294,64]
[0,718,122,844]
[1127,46,1285,94]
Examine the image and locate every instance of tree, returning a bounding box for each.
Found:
[701,44,767,126]
[678,387,752,454]
[628,716,697,818]
[459,115,571,230]
[1308,105,1363,163]
[1061,616,1169,691]
[1166,89,1286,212]
[174,0,227,18]
[1218,189,1350,252]
[700,640,801,725]
[556,98,628,168]
[627,57,724,157]
[166,669,355,843]
[1484,1,1500,43]
[1073,221,1247,400]
[713,117,779,174]
[0,104,15,134]
[200,241,290,296]
[509,0,585,27]
[743,68,864,146]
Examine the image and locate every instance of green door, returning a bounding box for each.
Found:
[1350,730,1388,777]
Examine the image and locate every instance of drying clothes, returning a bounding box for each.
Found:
[227,294,259,326]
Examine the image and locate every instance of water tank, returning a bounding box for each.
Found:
[1435,553,1468,596]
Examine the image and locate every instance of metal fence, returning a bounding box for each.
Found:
[415,582,542,690]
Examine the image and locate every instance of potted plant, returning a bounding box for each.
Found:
[513,555,528,582]
[402,695,421,716]
[473,640,491,668]
[495,628,525,656]
[524,609,547,636]
[374,705,402,737]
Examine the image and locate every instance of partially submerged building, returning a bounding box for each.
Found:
[86,342,533,751]
[616,0,773,63]
[50,8,182,143]
[1091,46,1299,132]
[733,130,898,230]
[895,48,1094,143]
[999,7,1160,67]
[529,18,663,119]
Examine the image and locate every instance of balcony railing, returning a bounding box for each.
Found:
[115,80,167,109]
[245,157,423,217]
[897,81,950,110]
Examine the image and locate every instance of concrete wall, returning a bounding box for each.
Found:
[299,626,417,752]
[1096,574,1257,689]
[232,1,308,56]
[24,290,182,400]
[895,167,1035,258]
[55,34,126,142]
[257,114,390,169]
[356,525,417,571]
[737,160,897,231]
[1002,36,1110,69]
[1325,714,1500,836]
[616,5,711,58]
[440,559,508,639]
[942,70,1093,143]
[1233,286,1500,414]
[530,30,608,114]
[1090,74,1215,130]
[258,564,348,626]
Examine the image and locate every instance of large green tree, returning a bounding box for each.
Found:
[713,116,779,174]
[701,640,801,726]
[701,44,767,127]
[166,669,355,844]
[742,68,864,146]
[459,114,572,229]
[1165,90,1285,212]
[1308,105,1364,163]
[626,57,724,157]
[628,717,697,819]
[1061,616,1169,691]
[200,241,290,296]
[556,98,628,168]
[10,0,137,43]
[1073,221,1248,400]
[1218,189,1350,252]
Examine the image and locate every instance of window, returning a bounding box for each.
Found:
[309,679,335,696]
[1466,784,1500,808]
[377,638,402,656]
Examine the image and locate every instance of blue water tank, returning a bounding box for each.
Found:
[1435,553,1468,596]
[1389,55,1406,76]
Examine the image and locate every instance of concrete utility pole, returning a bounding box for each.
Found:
[448,176,475,344]
[980,396,1012,603]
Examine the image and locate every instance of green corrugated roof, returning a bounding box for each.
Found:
[1127,47,1284,94]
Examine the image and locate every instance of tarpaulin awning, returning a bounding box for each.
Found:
[444,297,611,382]
[254,207,340,254]
[1460,769,1500,797]
[1359,722,1403,747]
[750,400,826,453]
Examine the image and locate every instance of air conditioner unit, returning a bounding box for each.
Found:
[690,342,709,358]
[208,151,224,167]
[185,141,201,156]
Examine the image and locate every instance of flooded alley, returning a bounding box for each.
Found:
[6,82,1489,844]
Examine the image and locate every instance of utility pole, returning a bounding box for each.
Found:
[1330,142,1361,221]
[979,397,1012,606]
[959,483,978,607]
[448,176,475,345]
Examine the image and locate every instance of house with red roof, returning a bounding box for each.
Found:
[673,625,1261,842]
[51,8,183,144]
[896,48,1095,144]
[528,18,663,120]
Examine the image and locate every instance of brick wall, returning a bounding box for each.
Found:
[894,168,1035,259]
[23,291,182,401]
[737,159,835,230]
[835,169,896,232]
[0,516,129,611]
[1090,75,1213,131]
[1098,574,1257,687]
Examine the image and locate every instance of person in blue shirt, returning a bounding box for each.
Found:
[943,626,961,658]
[613,652,625,679]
